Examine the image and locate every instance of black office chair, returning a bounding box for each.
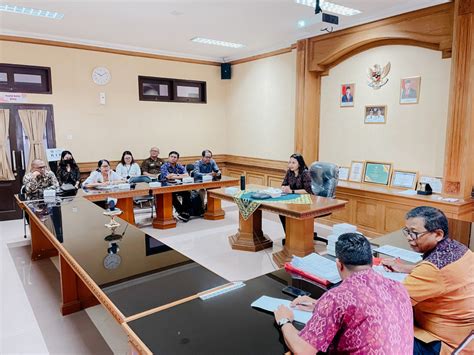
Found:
[186,164,195,177]
[309,161,339,244]
[128,175,154,220]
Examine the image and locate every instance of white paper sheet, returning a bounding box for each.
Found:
[251,296,313,324]
[291,253,342,284]
[374,245,422,263]
[373,265,408,283]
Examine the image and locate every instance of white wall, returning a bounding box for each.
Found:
[319,45,451,176]
[226,51,296,161]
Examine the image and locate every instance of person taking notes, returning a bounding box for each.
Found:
[274,233,413,354]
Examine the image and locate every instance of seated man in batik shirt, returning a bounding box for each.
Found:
[23,159,59,199]
[382,206,474,355]
[274,233,414,354]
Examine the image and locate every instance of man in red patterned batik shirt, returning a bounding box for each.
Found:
[274,233,414,354]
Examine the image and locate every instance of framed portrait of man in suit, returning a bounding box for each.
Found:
[400,76,421,104]
[340,83,355,107]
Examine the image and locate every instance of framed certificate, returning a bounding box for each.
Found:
[419,176,443,194]
[363,161,392,185]
[349,161,365,182]
[338,166,350,181]
[390,170,418,189]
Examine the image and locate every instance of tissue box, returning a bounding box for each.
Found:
[118,183,131,190]
[43,189,56,198]
[182,177,194,184]
[149,181,162,188]
[225,187,239,195]
[202,175,213,182]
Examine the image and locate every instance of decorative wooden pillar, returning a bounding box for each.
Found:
[442,0,474,199]
[294,39,321,164]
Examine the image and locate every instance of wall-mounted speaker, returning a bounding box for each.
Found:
[221,63,231,80]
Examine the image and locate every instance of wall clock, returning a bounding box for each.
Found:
[92,66,111,85]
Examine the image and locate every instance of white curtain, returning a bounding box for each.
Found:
[18,109,48,171]
[0,109,15,181]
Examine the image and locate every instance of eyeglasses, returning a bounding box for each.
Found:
[401,227,432,240]
[36,166,46,169]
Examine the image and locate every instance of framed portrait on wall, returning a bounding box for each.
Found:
[349,161,365,182]
[390,170,418,189]
[338,166,350,181]
[340,84,354,107]
[363,161,392,185]
[400,76,421,104]
[364,105,386,124]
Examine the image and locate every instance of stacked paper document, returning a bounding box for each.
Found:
[291,253,342,284]
[374,245,422,263]
[251,296,313,324]
[327,223,357,256]
[373,265,408,283]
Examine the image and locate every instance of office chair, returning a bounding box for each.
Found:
[186,163,195,177]
[309,161,339,244]
[20,185,28,238]
[128,175,154,220]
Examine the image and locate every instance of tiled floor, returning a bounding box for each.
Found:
[1,201,331,354]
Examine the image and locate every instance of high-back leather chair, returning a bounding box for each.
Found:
[309,162,339,243]
[309,161,339,198]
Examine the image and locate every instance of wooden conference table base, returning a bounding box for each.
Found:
[208,186,348,267]
[79,176,239,228]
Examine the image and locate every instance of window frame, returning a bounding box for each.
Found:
[138,75,206,104]
[0,63,52,94]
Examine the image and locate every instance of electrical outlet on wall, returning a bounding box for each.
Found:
[100,92,106,105]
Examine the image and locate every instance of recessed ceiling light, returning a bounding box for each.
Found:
[295,0,361,16]
[0,4,64,19]
[191,37,245,49]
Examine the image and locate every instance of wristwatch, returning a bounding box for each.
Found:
[277,317,293,328]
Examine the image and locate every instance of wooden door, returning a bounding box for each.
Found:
[0,104,55,220]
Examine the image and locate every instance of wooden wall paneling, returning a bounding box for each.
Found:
[354,200,378,231]
[442,0,474,198]
[246,172,265,185]
[384,205,410,233]
[226,169,245,179]
[294,39,321,164]
[267,174,284,188]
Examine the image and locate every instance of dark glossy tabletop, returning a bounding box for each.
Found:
[24,197,229,317]
[126,270,323,355]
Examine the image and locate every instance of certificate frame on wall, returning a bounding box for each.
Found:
[390,170,418,189]
[349,161,365,182]
[338,166,350,181]
[419,176,443,194]
[363,161,392,185]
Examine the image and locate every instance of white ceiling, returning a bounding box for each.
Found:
[0,0,451,63]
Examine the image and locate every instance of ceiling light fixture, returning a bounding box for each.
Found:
[0,4,64,19]
[191,37,245,49]
[295,0,361,16]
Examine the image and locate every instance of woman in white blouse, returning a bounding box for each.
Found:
[83,159,124,188]
[115,150,141,180]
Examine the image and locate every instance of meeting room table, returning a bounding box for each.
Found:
[78,176,239,227]
[208,185,348,267]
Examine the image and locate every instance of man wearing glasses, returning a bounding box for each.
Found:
[382,206,474,355]
[23,159,59,199]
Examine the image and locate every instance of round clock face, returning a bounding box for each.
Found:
[103,253,121,270]
[92,66,111,85]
